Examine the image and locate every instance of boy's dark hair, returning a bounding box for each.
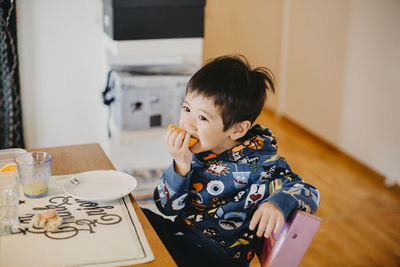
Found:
[186,55,275,131]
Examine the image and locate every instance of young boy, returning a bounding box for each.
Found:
[143,55,320,267]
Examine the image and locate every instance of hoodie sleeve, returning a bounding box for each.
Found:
[154,162,192,216]
[262,157,320,220]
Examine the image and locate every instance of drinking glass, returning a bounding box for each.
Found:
[0,172,19,235]
[14,152,52,198]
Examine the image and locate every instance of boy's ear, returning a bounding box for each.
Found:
[230,121,252,140]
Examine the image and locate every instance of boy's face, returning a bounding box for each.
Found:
[179,92,239,155]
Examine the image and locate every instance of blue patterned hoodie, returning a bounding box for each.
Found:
[154,124,320,264]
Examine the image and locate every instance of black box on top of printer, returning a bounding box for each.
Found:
[103,0,206,41]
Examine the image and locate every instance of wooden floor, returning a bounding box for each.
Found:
[250,109,400,267]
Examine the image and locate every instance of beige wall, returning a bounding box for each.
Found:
[203,0,283,109]
[339,0,400,184]
[203,0,400,183]
[285,0,351,144]
[285,0,400,183]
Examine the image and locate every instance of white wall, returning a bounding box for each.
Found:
[284,0,400,184]
[17,0,109,150]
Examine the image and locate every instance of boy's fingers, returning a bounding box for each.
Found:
[264,215,277,238]
[172,131,181,147]
[170,130,183,147]
[175,131,186,149]
[167,129,177,141]
[183,133,190,149]
[164,129,172,142]
[165,131,172,146]
[249,210,261,230]
[256,213,269,237]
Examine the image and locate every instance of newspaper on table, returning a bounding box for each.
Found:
[0,174,154,266]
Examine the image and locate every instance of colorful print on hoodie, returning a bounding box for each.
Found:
[154,124,320,264]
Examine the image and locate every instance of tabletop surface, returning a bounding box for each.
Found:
[29,143,175,267]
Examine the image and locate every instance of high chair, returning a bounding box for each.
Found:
[258,210,321,267]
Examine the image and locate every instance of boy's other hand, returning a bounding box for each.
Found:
[249,202,284,238]
[164,127,192,177]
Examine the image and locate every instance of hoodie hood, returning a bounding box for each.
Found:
[195,124,277,163]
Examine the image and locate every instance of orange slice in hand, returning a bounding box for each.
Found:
[0,163,17,172]
[168,124,199,148]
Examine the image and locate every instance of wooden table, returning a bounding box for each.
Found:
[29,143,176,267]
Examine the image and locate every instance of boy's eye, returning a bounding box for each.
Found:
[183,106,190,112]
[199,115,207,121]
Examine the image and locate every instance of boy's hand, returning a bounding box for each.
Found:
[249,202,284,238]
[164,127,192,177]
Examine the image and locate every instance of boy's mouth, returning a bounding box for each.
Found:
[188,136,199,148]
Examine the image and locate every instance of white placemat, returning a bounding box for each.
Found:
[0,174,154,266]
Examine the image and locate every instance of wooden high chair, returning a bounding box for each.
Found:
[258,210,321,267]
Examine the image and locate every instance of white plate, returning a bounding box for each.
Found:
[63,170,137,202]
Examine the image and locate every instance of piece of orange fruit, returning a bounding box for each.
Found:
[168,124,199,148]
[0,163,17,172]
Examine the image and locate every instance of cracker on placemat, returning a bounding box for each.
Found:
[31,209,62,231]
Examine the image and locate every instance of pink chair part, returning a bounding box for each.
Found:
[259,210,321,267]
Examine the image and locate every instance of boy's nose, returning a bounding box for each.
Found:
[182,118,197,133]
